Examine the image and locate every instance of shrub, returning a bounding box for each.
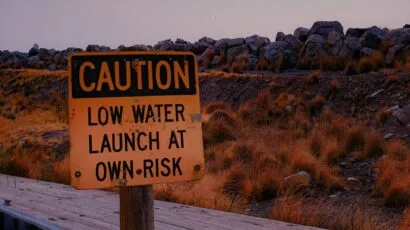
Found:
[203,102,230,114]
[208,109,237,127]
[255,57,270,71]
[344,61,359,75]
[363,131,385,158]
[230,54,249,73]
[384,180,410,208]
[345,126,366,153]
[319,55,346,71]
[385,74,400,85]
[376,107,391,124]
[203,121,235,146]
[307,71,321,84]
[307,95,324,116]
[329,79,341,94]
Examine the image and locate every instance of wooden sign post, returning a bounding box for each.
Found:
[68,51,205,230]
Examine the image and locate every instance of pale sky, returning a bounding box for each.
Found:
[1,0,409,52]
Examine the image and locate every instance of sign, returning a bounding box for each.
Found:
[68,51,204,189]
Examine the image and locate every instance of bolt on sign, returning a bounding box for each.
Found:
[68,52,204,189]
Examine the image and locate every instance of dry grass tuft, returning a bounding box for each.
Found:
[377,107,391,124]
[255,57,270,71]
[345,126,366,153]
[230,54,249,73]
[307,71,321,84]
[329,79,341,94]
[400,208,410,230]
[363,130,385,158]
[385,74,401,85]
[203,102,231,114]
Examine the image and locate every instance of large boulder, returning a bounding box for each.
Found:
[336,37,362,58]
[153,39,173,51]
[198,46,215,66]
[226,44,249,62]
[388,28,410,44]
[118,44,149,51]
[275,32,286,42]
[309,21,344,39]
[192,37,215,54]
[214,38,230,53]
[385,45,410,65]
[346,28,369,38]
[28,44,40,57]
[328,30,344,45]
[299,34,326,60]
[245,35,270,55]
[404,24,410,29]
[283,35,302,51]
[360,47,382,57]
[260,41,292,62]
[38,48,51,60]
[227,38,245,48]
[86,45,111,52]
[359,26,388,49]
[294,27,309,43]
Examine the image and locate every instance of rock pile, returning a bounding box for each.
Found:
[1,21,409,71]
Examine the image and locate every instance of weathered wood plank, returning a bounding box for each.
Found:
[0,174,324,230]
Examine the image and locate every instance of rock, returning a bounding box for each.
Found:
[227,38,245,48]
[245,35,270,55]
[118,44,149,51]
[28,44,40,57]
[346,28,369,38]
[49,63,57,70]
[392,103,410,125]
[388,28,410,44]
[153,39,173,51]
[360,47,382,57]
[309,21,344,39]
[275,32,286,41]
[339,161,347,167]
[329,194,338,199]
[299,34,325,61]
[336,37,362,58]
[226,44,249,62]
[198,46,215,65]
[347,177,360,182]
[359,26,388,49]
[38,48,51,60]
[192,37,215,54]
[283,35,302,51]
[283,171,312,187]
[384,133,394,139]
[405,24,410,29]
[260,41,291,62]
[328,30,343,45]
[368,89,384,98]
[294,27,309,43]
[175,38,188,44]
[246,54,258,70]
[86,44,111,52]
[385,45,405,65]
[214,38,230,52]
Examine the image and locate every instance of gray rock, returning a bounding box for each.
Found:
[368,89,384,98]
[309,21,344,39]
[392,103,410,125]
[214,38,230,52]
[261,41,291,62]
[283,34,302,51]
[227,38,245,48]
[388,28,410,44]
[198,46,215,65]
[360,47,381,57]
[337,37,362,58]
[405,24,410,29]
[359,26,388,49]
[226,44,249,62]
[328,31,343,45]
[118,44,149,51]
[38,48,51,60]
[294,27,309,43]
[284,171,312,186]
[153,39,173,51]
[299,34,325,60]
[346,28,369,38]
[28,44,40,57]
[175,38,188,44]
[275,32,286,41]
[192,37,216,54]
[246,54,258,70]
[245,35,270,55]
[86,44,111,52]
[385,45,405,65]
[384,133,394,139]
